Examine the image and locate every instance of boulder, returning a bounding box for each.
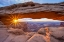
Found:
[27,32,36,37]
[58,27,64,31]
[37,28,46,35]
[51,31,64,40]
[11,35,30,42]
[4,35,16,42]
[49,27,59,32]
[8,28,25,35]
[5,35,30,42]
[50,36,60,42]
[27,34,46,42]
[0,28,9,42]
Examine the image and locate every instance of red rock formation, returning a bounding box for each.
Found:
[0,2,64,25]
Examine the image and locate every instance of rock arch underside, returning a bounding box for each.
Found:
[0,11,64,25]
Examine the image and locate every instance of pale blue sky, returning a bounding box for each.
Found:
[33,0,64,3]
[0,0,64,7]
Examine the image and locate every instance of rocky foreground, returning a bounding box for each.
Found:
[0,27,64,42]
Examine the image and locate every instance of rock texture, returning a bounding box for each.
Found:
[7,28,25,35]
[0,28,9,42]
[0,27,64,42]
[0,21,7,28]
[27,34,46,42]
[0,2,64,15]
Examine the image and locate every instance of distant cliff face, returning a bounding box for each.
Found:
[0,2,64,15]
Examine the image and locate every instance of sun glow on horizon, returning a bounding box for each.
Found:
[17,18,61,22]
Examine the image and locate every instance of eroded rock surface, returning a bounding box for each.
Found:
[0,27,64,42]
[0,2,64,15]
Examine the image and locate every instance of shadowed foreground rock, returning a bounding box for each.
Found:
[27,34,46,42]
[0,28,9,42]
[37,28,46,35]
[7,28,25,35]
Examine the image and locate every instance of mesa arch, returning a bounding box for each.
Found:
[0,2,64,25]
[0,11,64,25]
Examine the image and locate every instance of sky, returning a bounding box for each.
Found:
[0,0,64,7]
